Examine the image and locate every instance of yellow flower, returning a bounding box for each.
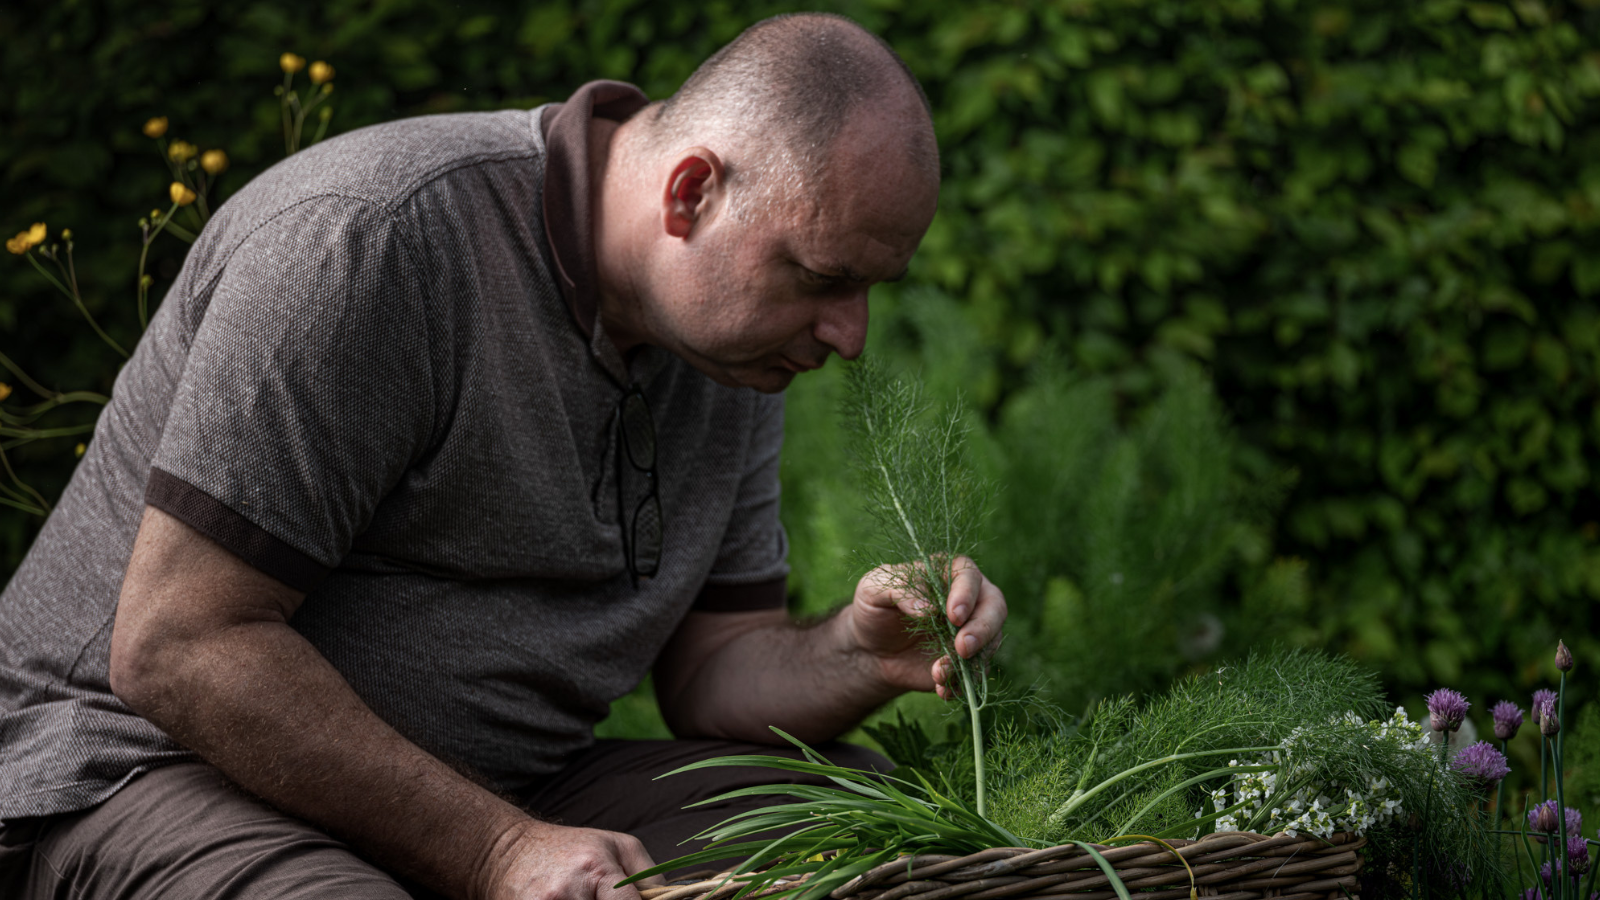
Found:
[201,149,229,175]
[61,228,73,241]
[309,61,335,85]
[168,140,197,164]
[76,443,87,458]
[170,182,198,206]
[143,116,169,139]
[280,52,306,74]
[140,274,154,288]
[7,223,46,255]
[0,383,11,402]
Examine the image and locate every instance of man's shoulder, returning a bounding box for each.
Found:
[267,109,545,204]
[180,109,550,293]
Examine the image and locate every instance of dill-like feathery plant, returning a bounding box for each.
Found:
[979,649,1502,896]
[839,357,995,815]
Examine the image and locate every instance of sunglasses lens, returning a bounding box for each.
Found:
[632,493,662,575]
[621,393,656,470]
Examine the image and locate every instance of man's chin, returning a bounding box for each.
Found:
[699,363,800,394]
[678,351,812,393]
[736,366,800,394]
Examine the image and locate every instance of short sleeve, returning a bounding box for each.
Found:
[147,197,435,592]
[693,391,789,612]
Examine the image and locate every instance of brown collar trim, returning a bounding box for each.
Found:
[540,80,650,339]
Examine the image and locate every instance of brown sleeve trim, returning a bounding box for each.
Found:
[145,467,330,594]
[693,577,788,613]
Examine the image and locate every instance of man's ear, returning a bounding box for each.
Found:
[663,147,724,239]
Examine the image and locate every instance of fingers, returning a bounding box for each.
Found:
[855,563,941,618]
[613,833,663,888]
[943,557,1006,660]
[492,822,661,900]
[932,655,953,701]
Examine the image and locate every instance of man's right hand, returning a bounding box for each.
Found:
[478,820,662,900]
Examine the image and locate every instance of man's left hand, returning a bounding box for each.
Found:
[843,556,1007,700]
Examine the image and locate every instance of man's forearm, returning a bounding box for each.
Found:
[113,507,660,900]
[656,562,1005,745]
[654,610,906,744]
[114,615,531,900]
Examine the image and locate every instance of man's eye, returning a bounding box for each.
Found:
[801,269,845,289]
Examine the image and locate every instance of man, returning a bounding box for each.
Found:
[0,13,1006,900]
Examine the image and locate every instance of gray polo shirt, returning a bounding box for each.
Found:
[0,81,789,821]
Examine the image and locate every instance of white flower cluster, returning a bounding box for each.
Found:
[1196,706,1430,839]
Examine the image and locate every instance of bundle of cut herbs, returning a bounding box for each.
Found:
[621,360,1502,900]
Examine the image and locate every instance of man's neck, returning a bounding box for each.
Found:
[589,117,647,357]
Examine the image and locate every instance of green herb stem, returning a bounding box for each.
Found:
[1555,673,1569,900]
[1046,744,1279,827]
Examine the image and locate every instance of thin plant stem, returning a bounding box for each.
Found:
[281,73,295,155]
[139,201,181,330]
[1543,734,1550,805]
[162,220,197,243]
[25,252,73,300]
[0,477,33,503]
[0,494,45,515]
[63,240,81,299]
[194,170,212,223]
[0,423,94,440]
[0,349,62,400]
[1585,840,1598,900]
[1556,671,1569,900]
[868,446,987,818]
[34,250,127,358]
[311,108,332,144]
[1495,739,1507,828]
[0,441,49,514]
[1047,744,1279,825]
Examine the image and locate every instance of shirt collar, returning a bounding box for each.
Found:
[541,80,664,386]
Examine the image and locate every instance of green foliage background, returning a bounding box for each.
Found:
[3,0,1598,753]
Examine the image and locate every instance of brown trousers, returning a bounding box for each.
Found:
[0,739,889,899]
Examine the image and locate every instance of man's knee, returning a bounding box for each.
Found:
[17,763,414,900]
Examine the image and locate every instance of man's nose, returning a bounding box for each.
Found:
[815,290,869,361]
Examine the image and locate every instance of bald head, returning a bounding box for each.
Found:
[594,15,940,392]
[636,13,939,217]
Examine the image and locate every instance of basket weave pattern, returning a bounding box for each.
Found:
[640,832,1365,900]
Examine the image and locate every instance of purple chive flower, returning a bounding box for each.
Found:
[1528,801,1583,835]
[1541,860,1560,886]
[1531,800,1561,833]
[1540,694,1561,737]
[1522,890,1543,900]
[1427,688,1470,732]
[1451,741,1510,787]
[1557,640,1574,673]
[1534,689,1558,727]
[1571,836,1592,876]
[1493,701,1525,741]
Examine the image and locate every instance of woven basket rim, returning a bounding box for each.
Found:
[640,831,1366,900]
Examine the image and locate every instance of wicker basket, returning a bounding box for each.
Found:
[640,831,1366,900]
